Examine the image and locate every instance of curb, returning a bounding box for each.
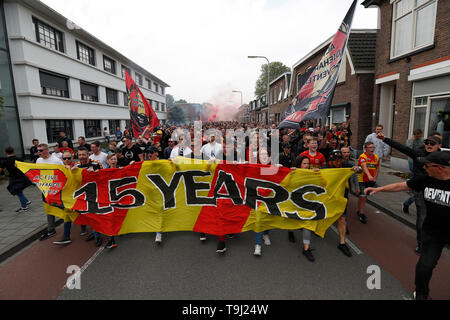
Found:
[0,219,63,264]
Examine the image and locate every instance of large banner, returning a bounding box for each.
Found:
[278,0,357,129]
[17,159,354,237]
[125,70,159,138]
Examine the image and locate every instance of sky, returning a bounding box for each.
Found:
[40,0,378,117]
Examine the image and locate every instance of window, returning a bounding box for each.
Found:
[135,73,143,86]
[46,120,73,143]
[154,101,159,111]
[39,70,69,98]
[80,82,98,102]
[76,41,95,66]
[103,55,116,74]
[109,120,121,132]
[124,92,129,107]
[146,78,152,89]
[106,88,118,105]
[391,0,437,58]
[32,18,64,53]
[84,120,102,138]
[154,82,159,93]
[428,98,450,148]
[121,65,131,78]
[161,103,165,112]
[161,86,165,95]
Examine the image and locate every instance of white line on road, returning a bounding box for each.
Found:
[330,225,363,255]
[62,246,104,290]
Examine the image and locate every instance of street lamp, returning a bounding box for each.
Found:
[232,90,243,106]
[248,55,270,125]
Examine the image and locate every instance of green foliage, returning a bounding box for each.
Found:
[166,94,175,109]
[254,62,290,97]
[168,105,185,124]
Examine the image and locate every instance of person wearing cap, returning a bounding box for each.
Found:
[279,143,295,168]
[321,150,362,257]
[364,151,450,300]
[377,132,443,254]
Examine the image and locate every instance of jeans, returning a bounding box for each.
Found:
[16,190,29,208]
[415,231,449,299]
[254,230,269,245]
[403,194,415,207]
[63,222,71,237]
[414,191,427,248]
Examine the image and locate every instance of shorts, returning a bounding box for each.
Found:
[359,181,375,197]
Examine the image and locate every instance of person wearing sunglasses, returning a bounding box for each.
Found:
[53,151,77,245]
[364,151,450,300]
[376,132,443,254]
[36,144,64,241]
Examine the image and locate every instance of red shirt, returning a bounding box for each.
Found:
[300,150,326,169]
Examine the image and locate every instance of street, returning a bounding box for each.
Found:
[1,195,449,300]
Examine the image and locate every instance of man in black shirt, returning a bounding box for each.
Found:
[120,136,143,165]
[279,143,295,168]
[30,139,40,163]
[0,147,33,212]
[57,131,73,150]
[365,151,450,300]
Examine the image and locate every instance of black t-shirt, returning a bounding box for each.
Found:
[407,175,450,242]
[1,156,26,179]
[30,146,39,162]
[121,144,142,164]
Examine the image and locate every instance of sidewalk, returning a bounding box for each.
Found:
[0,163,419,263]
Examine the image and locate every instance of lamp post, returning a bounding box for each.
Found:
[248,55,270,125]
[232,90,244,122]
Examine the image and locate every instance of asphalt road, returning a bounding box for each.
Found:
[1,195,449,301]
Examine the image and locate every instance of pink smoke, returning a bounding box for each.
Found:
[203,89,241,121]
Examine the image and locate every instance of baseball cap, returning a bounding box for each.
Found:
[329,150,343,161]
[424,151,450,166]
[156,130,163,135]
[424,136,442,145]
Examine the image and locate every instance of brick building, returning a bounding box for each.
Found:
[362,0,450,171]
[287,29,377,149]
[268,72,291,125]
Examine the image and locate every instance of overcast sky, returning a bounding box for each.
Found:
[40,0,378,111]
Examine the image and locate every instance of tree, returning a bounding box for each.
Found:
[254,61,290,97]
[168,105,185,124]
[166,94,175,109]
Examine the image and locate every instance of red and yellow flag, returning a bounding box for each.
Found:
[17,159,353,237]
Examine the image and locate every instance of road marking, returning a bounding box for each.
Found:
[330,226,363,255]
[62,246,104,290]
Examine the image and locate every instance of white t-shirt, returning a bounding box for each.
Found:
[89,152,109,168]
[36,154,64,165]
[170,146,192,159]
[200,142,223,160]
[52,152,63,161]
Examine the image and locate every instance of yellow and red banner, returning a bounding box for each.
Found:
[17,159,354,237]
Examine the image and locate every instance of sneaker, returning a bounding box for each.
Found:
[15,206,29,213]
[358,212,367,224]
[288,231,296,243]
[216,241,226,253]
[199,233,207,241]
[302,248,315,262]
[106,238,117,249]
[338,243,352,257]
[155,233,162,243]
[39,229,56,241]
[254,244,261,256]
[85,233,95,242]
[263,234,271,246]
[80,226,87,236]
[53,236,71,245]
[402,203,409,214]
[95,237,102,247]
[26,201,32,206]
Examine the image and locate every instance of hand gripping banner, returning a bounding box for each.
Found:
[17,159,354,237]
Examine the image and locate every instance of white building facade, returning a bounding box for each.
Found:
[3,0,169,154]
